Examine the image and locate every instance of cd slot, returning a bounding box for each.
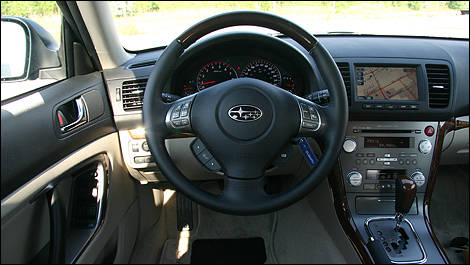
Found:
[361,129,413,134]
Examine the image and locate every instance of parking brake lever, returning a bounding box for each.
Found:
[395,175,417,230]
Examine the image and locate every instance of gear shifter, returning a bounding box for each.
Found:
[395,175,417,230]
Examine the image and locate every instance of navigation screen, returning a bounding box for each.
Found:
[355,66,418,101]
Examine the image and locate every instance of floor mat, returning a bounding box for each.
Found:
[190,237,266,264]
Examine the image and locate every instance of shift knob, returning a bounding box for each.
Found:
[395,175,417,214]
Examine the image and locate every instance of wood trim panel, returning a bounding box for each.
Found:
[328,162,374,264]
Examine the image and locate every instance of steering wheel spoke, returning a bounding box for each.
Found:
[164,95,195,137]
[295,95,325,138]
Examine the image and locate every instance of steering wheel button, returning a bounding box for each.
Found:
[302,121,314,129]
[205,158,221,171]
[181,119,189,125]
[302,111,310,119]
[191,139,206,155]
[180,109,188,117]
[172,120,182,126]
[197,149,213,163]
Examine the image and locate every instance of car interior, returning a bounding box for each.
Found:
[1,1,469,264]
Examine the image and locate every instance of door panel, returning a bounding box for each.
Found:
[1,71,115,199]
[1,72,139,263]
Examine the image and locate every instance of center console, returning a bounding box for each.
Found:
[339,121,446,263]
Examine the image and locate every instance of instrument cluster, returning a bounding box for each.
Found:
[175,56,302,97]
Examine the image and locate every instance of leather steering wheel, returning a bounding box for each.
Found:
[143,11,348,215]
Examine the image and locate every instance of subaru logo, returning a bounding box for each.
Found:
[228,105,262,122]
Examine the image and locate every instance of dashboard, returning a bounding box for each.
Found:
[103,35,468,181]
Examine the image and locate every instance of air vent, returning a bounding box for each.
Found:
[425,64,450,108]
[129,60,156,69]
[122,79,148,111]
[336,62,351,106]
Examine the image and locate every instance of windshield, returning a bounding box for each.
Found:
[110,1,469,51]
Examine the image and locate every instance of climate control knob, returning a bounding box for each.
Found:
[410,171,426,187]
[347,171,363,187]
[418,139,432,154]
[343,139,357,153]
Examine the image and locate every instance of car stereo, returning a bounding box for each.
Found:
[339,121,437,193]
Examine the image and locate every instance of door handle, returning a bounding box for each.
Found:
[59,97,88,133]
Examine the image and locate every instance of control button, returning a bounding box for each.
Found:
[347,171,363,187]
[383,242,388,247]
[356,153,364,157]
[362,104,373,109]
[310,113,318,121]
[363,159,368,165]
[386,247,392,252]
[205,158,221,172]
[302,111,310,119]
[384,161,391,166]
[181,119,189,126]
[180,109,188,117]
[384,153,391,158]
[412,159,417,165]
[425,126,435,136]
[171,105,181,119]
[144,156,154,163]
[377,231,383,236]
[418,139,432,154]
[364,183,376,190]
[370,159,375,165]
[409,105,419,110]
[302,121,315,129]
[366,153,375,157]
[131,142,139,152]
[353,129,360,133]
[343,139,357,153]
[356,159,361,165]
[409,153,418,157]
[134,156,146,164]
[142,141,149,152]
[411,171,426,187]
[374,104,384,109]
[172,120,182,126]
[399,105,408,110]
[415,130,421,134]
[399,153,408,157]
[405,160,410,165]
[191,139,206,155]
[399,159,404,165]
[197,149,213,164]
[385,105,396,110]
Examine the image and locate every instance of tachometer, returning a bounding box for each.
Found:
[196,61,238,90]
[241,59,281,87]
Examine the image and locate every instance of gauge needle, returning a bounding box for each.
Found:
[286,84,294,88]
[200,81,216,85]
[183,87,193,90]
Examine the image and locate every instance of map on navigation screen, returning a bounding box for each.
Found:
[355,66,418,101]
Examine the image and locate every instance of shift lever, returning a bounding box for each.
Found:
[395,175,417,230]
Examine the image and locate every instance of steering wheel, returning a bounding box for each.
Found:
[143,11,348,215]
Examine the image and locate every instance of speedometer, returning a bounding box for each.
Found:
[241,59,281,87]
[196,61,237,90]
